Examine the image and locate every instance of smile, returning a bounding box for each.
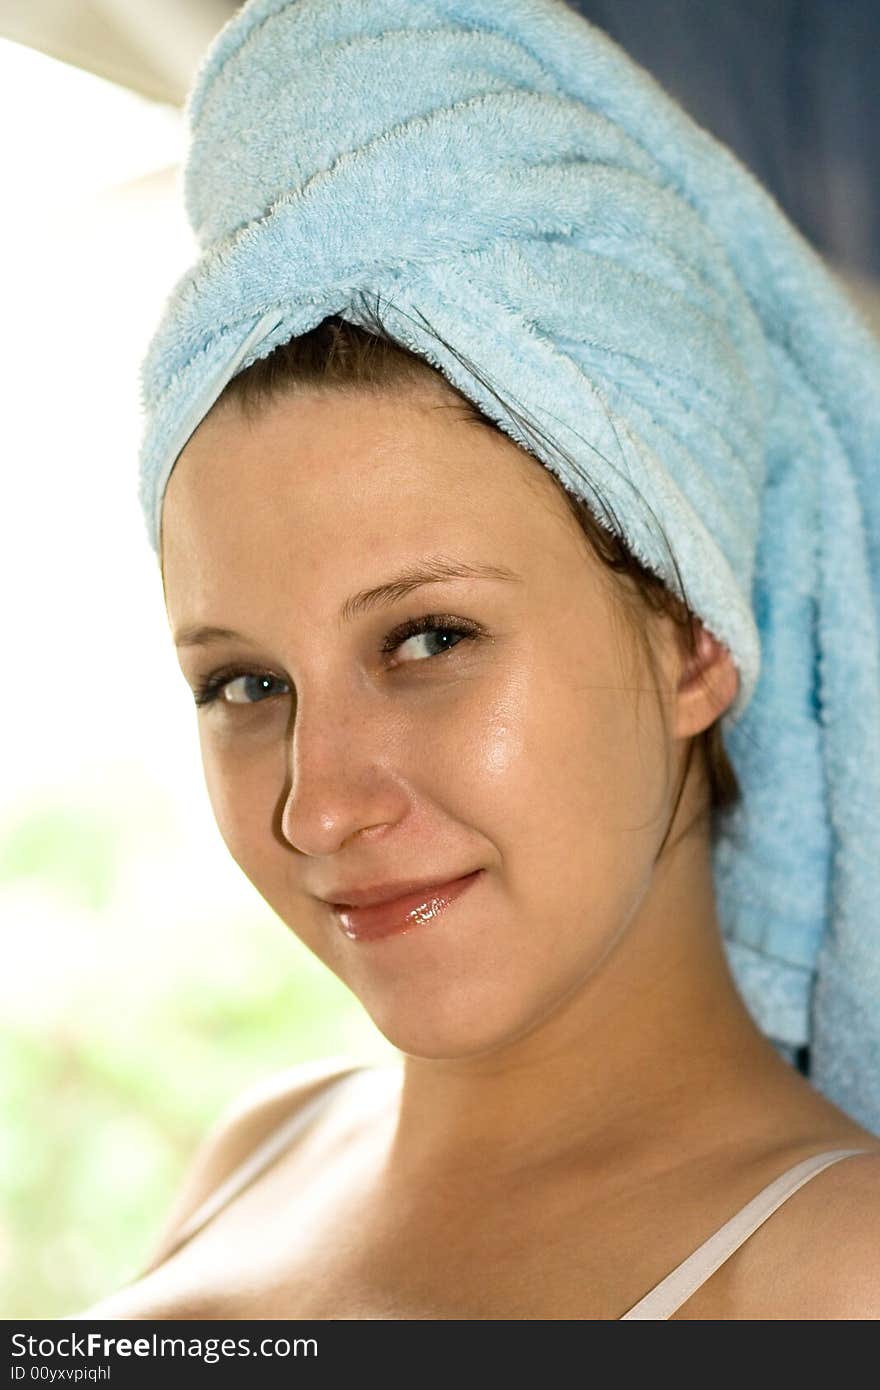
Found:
[332,869,484,943]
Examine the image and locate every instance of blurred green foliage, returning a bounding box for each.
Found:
[0,795,388,1318]
[0,802,125,914]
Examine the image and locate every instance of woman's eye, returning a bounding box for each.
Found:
[194,671,289,708]
[383,616,480,664]
[193,616,480,708]
[225,673,288,704]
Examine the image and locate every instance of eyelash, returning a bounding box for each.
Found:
[191,613,483,709]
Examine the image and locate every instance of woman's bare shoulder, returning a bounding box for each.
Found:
[150,1053,365,1248]
[723,1146,880,1320]
[67,1053,367,1320]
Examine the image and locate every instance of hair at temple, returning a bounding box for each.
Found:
[213,294,743,863]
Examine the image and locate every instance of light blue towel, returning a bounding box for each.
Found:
[137,0,880,1132]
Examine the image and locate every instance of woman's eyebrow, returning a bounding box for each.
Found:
[337,556,521,624]
[173,556,522,648]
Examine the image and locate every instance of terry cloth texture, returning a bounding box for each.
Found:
[136,0,880,1132]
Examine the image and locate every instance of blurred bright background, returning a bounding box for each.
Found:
[2,0,878,1321]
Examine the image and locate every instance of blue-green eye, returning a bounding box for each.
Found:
[191,614,481,709]
[193,670,289,709]
[381,614,480,663]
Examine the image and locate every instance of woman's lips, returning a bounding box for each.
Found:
[332,869,483,942]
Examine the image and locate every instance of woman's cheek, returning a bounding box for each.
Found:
[413,685,530,804]
[197,722,281,871]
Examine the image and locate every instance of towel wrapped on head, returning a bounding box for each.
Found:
[137,0,880,1132]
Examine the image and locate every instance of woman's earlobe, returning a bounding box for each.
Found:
[676,621,739,733]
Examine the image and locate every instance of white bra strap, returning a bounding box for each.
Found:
[620,1147,872,1319]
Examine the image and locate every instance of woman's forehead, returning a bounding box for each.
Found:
[160,389,598,640]
[163,386,575,564]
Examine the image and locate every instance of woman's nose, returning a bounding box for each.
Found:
[278,693,411,856]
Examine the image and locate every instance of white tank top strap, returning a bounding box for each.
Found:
[619,1147,873,1319]
[141,1064,367,1275]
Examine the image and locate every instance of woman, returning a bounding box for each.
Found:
[79,0,880,1318]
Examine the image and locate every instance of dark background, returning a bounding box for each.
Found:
[570,0,880,279]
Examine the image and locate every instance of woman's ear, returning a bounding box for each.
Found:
[673,617,739,739]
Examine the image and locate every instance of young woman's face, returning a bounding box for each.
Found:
[162,382,680,1058]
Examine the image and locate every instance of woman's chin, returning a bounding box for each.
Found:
[358,987,549,1062]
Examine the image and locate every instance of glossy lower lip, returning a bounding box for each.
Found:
[332,869,484,943]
